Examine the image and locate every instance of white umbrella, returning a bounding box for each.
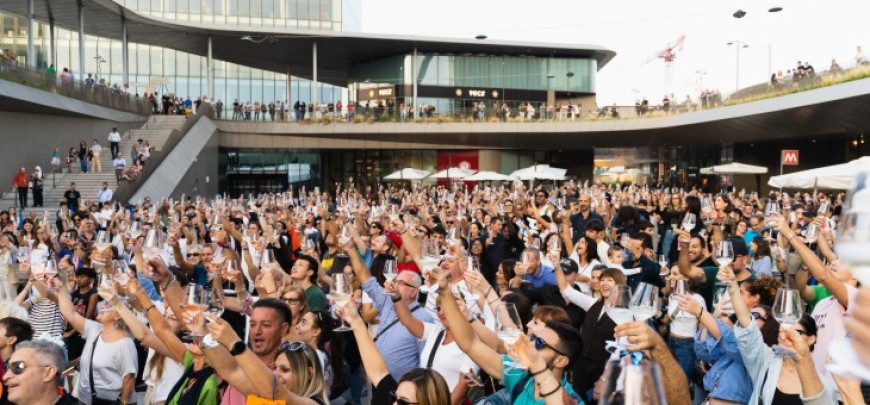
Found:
[510,164,567,181]
[768,156,870,189]
[464,171,515,181]
[429,167,476,179]
[700,162,768,175]
[383,168,430,181]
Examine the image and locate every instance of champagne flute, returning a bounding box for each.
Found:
[330,274,353,332]
[383,259,398,281]
[182,285,207,338]
[771,288,804,358]
[495,302,525,371]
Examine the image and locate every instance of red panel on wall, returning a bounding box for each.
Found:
[435,151,479,187]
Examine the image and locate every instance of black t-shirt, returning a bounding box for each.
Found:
[522,284,586,331]
[373,375,398,405]
[63,190,81,207]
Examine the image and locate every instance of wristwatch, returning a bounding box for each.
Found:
[199,333,220,349]
[229,340,247,356]
[391,295,402,303]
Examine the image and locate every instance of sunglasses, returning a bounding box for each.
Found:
[189,253,202,257]
[8,361,51,375]
[530,334,568,357]
[389,392,418,405]
[749,311,768,321]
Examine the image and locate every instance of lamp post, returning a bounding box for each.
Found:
[695,69,708,91]
[726,41,749,92]
[94,55,106,81]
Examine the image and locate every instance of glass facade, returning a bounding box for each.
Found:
[0,0,354,104]
[350,53,596,117]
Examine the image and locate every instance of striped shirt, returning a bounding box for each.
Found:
[26,293,65,337]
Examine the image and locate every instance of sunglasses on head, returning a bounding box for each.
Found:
[389,392,418,405]
[530,334,568,357]
[280,341,306,352]
[749,311,767,321]
[8,361,51,375]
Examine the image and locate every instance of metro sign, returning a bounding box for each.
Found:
[782,150,799,166]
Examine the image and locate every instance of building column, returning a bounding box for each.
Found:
[412,47,418,118]
[286,70,291,104]
[121,18,129,85]
[26,0,34,68]
[49,18,55,68]
[206,35,213,99]
[312,41,318,112]
[78,2,85,79]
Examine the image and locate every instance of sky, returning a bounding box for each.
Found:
[359,0,870,106]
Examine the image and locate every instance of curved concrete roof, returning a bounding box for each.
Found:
[3,0,615,86]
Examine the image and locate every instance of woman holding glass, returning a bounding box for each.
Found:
[728,271,836,404]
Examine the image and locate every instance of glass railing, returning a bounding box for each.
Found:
[206,64,870,125]
[0,60,152,116]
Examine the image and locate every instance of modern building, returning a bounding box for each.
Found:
[0,0,359,104]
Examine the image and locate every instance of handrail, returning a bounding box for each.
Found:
[0,60,151,116]
[114,103,214,203]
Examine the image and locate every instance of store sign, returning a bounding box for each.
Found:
[360,86,397,100]
[782,150,799,166]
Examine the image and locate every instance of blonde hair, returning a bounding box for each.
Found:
[399,368,450,405]
[282,342,327,402]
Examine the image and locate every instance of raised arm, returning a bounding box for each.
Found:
[339,298,391,387]
[44,277,86,333]
[438,271,504,379]
[344,240,373,283]
[615,322,691,404]
[124,279,186,362]
[391,289,424,339]
[101,285,175,360]
[675,230,706,283]
[775,213,848,307]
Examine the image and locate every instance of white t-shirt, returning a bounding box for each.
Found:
[418,322,478,391]
[667,293,706,337]
[597,241,611,266]
[143,350,184,402]
[812,284,859,380]
[567,256,601,294]
[78,320,139,405]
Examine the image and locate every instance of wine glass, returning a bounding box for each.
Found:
[93,231,112,267]
[126,221,142,239]
[383,259,398,282]
[669,218,679,231]
[713,288,734,316]
[669,279,690,318]
[142,229,164,263]
[111,260,132,291]
[182,285,207,338]
[260,249,275,267]
[681,213,696,232]
[804,223,818,244]
[714,241,734,268]
[771,288,804,358]
[630,283,659,323]
[765,199,780,225]
[547,236,561,256]
[658,254,669,273]
[598,356,668,405]
[495,302,525,372]
[330,273,353,332]
[206,290,224,318]
[15,245,29,264]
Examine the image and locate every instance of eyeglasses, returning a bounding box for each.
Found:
[750,311,768,321]
[189,253,202,257]
[530,334,568,357]
[282,297,301,304]
[389,392,419,405]
[8,361,51,375]
[397,280,418,289]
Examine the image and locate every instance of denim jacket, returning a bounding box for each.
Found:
[694,317,754,403]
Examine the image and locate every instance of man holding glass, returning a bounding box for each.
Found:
[517,248,555,288]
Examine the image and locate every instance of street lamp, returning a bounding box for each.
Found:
[94,55,106,80]
[475,34,487,40]
[727,41,749,91]
[695,69,708,91]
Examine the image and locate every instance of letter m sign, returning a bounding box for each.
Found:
[782,150,799,166]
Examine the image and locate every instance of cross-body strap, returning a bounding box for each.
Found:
[373,305,422,343]
[89,332,101,400]
[511,373,534,403]
[425,329,447,369]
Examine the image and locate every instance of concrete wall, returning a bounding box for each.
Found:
[171,130,220,198]
[0,111,142,185]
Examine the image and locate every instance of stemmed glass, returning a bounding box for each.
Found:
[630,283,659,323]
[713,288,734,316]
[383,259,398,282]
[142,229,164,263]
[495,302,525,372]
[547,236,561,256]
[605,285,634,350]
[182,285,207,338]
[329,273,353,332]
[669,280,690,318]
[206,289,224,318]
[658,254,669,276]
[765,199,780,225]
[419,239,440,278]
[681,213,696,232]
[111,260,133,291]
[93,231,112,267]
[714,241,735,269]
[15,245,29,264]
[260,249,275,267]
[804,223,819,244]
[126,221,142,239]
[771,288,804,358]
[598,355,668,405]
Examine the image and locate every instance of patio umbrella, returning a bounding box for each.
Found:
[463,171,515,181]
[510,164,567,181]
[428,167,476,179]
[768,156,870,189]
[383,168,430,181]
[700,162,768,175]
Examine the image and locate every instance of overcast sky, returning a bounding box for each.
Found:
[360,0,870,105]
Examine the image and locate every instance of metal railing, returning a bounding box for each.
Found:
[0,61,152,116]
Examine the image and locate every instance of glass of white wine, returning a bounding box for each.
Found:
[495,302,525,372]
[182,285,207,338]
[330,273,353,332]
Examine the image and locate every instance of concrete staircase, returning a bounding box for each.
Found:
[0,115,186,212]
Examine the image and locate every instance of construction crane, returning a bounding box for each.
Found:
[643,34,686,95]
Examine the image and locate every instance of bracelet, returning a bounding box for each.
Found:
[529,366,548,376]
[695,309,703,319]
[487,298,499,305]
[540,384,562,398]
[485,284,493,297]
[468,316,478,324]
[143,304,156,314]
[160,274,177,291]
[786,233,797,244]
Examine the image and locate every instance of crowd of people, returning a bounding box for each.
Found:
[770,61,818,89]
[0,180,866,405]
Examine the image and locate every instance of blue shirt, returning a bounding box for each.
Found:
[694,318,753,403]
[362,278,434,380]
[501,355,582,404]
[523,265,556,288]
